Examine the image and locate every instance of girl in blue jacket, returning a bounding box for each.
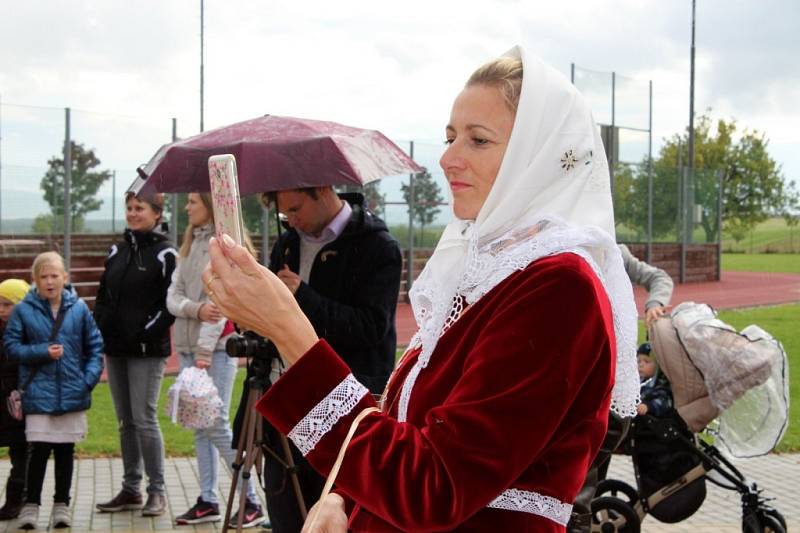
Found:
[3,251,104,530]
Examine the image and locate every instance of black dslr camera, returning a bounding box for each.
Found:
[225,331,273,359]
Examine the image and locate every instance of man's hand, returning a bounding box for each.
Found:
[645,305,669,327]
[637,403,648,416]
[302,493,348,533]
[194,360,211,370]
[277,264,302,294]
[198,302,222,323]
[48,343,64,361]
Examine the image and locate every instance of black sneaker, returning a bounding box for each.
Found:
[228,500,266,529]
[175,497,221,525]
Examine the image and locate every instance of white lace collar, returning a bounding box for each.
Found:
[400,217,639,422]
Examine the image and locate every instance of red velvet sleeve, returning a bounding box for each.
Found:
[257,257,614,531]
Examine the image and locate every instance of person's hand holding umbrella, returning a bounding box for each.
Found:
[202,233,318,366]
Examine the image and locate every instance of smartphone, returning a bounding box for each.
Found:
[208,154,245,246]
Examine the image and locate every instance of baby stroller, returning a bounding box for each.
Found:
[591,302,790,533]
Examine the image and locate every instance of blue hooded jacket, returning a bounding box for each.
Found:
[3,287,104,415]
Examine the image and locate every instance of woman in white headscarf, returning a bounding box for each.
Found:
[203,46,638,532]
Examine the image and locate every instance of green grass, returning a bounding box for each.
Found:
[0,369,248,458]
[76,368,248,457]
[722,217,800,254]
[721,253,800,273]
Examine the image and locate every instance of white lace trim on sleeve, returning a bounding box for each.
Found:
[287,374,369,456]
[487,488,573,526]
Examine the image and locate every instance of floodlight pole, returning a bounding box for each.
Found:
[647,79,653,263]
[200,0,205,133]
[682,0,697,282]
[64,107,72,272]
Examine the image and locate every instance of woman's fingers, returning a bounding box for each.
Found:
[301,494,348,533]
[220,233,265,277]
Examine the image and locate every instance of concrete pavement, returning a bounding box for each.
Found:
[1,452,798,531]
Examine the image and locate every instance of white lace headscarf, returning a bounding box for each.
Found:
[402,45,639,421]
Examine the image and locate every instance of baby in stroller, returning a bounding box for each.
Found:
[636,342,672,418]
[591,303,789,533]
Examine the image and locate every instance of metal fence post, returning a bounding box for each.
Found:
[407,141,415,294]
[609,72,616,196]
[716,170,723,281]
[111,170,116,233]
[171,118,179,245]
[261,205,269,266]
[63,107,72,272]
[0,93,3,235]
[680,166,687,283]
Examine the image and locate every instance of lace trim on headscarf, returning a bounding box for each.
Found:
[398,217,639,423]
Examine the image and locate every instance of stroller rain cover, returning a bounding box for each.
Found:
[668,302,789,457]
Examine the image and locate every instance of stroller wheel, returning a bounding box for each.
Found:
[595,479,639,506]
[742,509,787,533]
[762,508,787,532]
[759,512,786,533]
[591,496,640,533]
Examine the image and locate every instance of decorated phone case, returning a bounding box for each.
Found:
[208,154,245,246]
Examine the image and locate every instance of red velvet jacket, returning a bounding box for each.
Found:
[257,253,615,532]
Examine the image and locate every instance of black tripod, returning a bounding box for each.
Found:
[222,371,308,533]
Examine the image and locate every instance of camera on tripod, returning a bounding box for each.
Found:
[225,330,273,359]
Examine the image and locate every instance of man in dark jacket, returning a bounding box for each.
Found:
[233,187,402,533]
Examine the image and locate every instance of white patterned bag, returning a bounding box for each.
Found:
[166,367,223,429]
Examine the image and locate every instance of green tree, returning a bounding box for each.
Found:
[32,213,85,233]
[363,182,386,217]
[616,115,797,243]
[401,169,443,247]
[783,182,800,252]
[38,141,112,232]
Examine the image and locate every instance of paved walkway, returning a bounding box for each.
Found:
[0,456,270,532]
[0,452,797,531]
[606,452,800,532]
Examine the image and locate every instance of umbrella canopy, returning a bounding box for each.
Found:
[129,114,422,195]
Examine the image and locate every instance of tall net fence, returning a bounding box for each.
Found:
[0,101,453,258]
[0,103,176,236]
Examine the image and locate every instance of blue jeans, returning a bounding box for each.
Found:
[106,356,167,496]
[180,351,258,505]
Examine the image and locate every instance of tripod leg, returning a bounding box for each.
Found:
[279,433,308,519]
[235,389,265,532]
[222,387,261,533]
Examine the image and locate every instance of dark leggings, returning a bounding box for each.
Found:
[26,442,74,506]
[4,442,29,502]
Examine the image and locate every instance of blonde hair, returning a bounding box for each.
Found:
[467,56,524,112]
[179,192,257,258]
[32,251,67,279]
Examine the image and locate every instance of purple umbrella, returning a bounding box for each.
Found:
[129,114,422,195]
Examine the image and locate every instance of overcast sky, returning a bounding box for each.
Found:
[0,0,797,222]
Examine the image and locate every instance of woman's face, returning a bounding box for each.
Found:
[186,193,212,227]
[126,197,160,232]
[35,263,68,303]
[440,84,516,220]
